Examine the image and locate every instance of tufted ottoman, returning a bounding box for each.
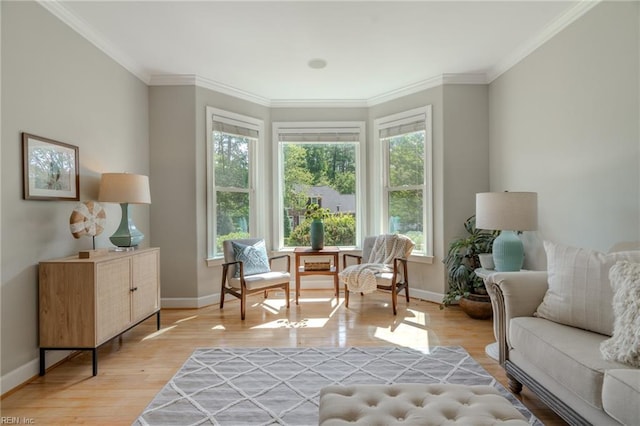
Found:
[318,383,530,425]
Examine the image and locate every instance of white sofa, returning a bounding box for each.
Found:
[486,242,640,426]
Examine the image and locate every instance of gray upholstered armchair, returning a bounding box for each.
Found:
[220,238,291,320]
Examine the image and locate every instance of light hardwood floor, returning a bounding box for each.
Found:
[1,290,566,425]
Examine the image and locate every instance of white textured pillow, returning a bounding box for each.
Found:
[536,241,640,336]
[600,261,640,366]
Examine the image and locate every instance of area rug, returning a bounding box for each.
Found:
[134,346,542,426]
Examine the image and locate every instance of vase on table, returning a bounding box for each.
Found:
[310,219,324,250]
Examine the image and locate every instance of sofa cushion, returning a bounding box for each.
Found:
[601,261,640,367]
[535,241,640,336]
[509,317,632,409]
[602,369,640,425]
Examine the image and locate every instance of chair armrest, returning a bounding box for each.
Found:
[221,260,243,283]
[343,253,362,267]
[269,254,291,273]
[486,271,548,365]
[393,257,407,283]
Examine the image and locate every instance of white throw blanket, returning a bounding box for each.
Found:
[339,234,414,294]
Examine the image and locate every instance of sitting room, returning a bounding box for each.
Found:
[1,1,639,425]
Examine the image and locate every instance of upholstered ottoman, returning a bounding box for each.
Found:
[318,383,529,425]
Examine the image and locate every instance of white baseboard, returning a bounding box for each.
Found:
[1,349,71,396]
[161,284,444,309]
[161,293,219,309]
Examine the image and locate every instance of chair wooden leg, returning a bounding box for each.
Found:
[405,282,410,302]
[264,290,268,299]
[220,288,225,309]
[285,283,290,308]
[241,292,246,320]
[345,285,350,308]
[391,284,398,315]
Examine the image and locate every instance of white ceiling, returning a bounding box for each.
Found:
[44,1,595,106]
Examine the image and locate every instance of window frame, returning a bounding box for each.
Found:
[206,106,265,259]
[373,106,433,257]
[272,121,366,251]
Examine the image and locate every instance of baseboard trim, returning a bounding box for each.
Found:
[1,350,71,396]
[161,286,444,309]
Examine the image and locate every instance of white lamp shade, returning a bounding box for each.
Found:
[98,173,151,204]
[475,192,537,231]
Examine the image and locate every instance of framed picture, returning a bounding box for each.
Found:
[22,133,79,201]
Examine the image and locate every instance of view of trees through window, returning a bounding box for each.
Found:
[385,130,425,252]
[282,142,357,247]
[214,131,252,252]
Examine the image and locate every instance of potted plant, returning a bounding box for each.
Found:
[442,215,498,319]
[305,203,331,250]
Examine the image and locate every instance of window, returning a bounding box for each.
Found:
[374,106,432,256]
[206,107,264,258]
[273,122,365,250]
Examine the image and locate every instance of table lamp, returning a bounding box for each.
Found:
[475,192,537,271]
[98,173,151,248]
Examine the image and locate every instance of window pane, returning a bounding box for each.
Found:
[216,191,250,251]
[388,189,424,252]
[214,132,250,188]
[388,131,424,187]
[282,143,357,247]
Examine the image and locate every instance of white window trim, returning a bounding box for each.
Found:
[272,121,366,251]
[373,105,433,257]
[206,106,265,259]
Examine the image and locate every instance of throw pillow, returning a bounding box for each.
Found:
[535,241,640,336]
[232,240,271,278]
[600,261,640,367]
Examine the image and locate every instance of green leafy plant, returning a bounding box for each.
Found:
[288,213,356,246]
[441,215,498,307]
[305,203,330,221]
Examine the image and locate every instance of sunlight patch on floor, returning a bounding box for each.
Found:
[251,318,329,329]
[373,310,431,348]
[142,325,176,340]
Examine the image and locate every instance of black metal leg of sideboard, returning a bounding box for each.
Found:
[156,310,161,330]
[92,349,98,376]
[40,349,46,376]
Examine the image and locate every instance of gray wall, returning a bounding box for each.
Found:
[1,1,149,383]
[489,1,640,269]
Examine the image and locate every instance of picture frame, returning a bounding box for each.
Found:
[22,133,79,201]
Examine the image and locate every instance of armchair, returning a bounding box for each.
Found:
[220,238,291,320]
[341,235,414,315]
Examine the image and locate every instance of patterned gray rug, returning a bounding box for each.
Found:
[134,346,542,426]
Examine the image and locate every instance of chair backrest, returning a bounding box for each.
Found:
[223,238,265,279]
[361,236,377,261]
[361,234,414,264]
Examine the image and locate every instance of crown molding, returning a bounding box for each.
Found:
[487,0,602,82]
[149,74,272,107]
[37,1,150,84]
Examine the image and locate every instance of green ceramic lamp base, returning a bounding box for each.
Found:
[109,203,144,247]
[492,230,524,272]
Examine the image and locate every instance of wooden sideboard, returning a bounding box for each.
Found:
[38,247,160,376]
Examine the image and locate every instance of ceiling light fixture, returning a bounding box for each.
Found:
[308,58,327,69]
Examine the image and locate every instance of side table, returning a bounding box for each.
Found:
[294,247,340,304]
[475,268,500,361]
[475,268,527,362]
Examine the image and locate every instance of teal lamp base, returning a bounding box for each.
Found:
[492,230,524,272]
[109,203,144,248]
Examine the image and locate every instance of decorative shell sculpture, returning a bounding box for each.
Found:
[69,200,106,239]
